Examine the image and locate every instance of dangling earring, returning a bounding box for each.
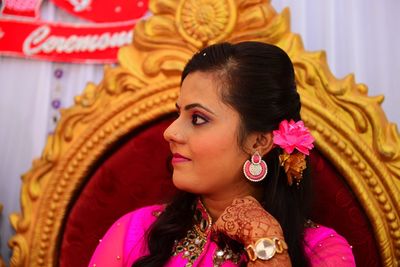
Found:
[243,151,268,182]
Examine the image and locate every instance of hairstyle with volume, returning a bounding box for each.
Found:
[133,41,312,267]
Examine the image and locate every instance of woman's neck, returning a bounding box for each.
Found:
[200,182,263,222]
[200,196,233,222]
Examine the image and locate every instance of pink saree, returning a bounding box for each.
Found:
[88,204,355,267]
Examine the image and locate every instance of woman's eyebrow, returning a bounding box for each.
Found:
[175,103,216,115]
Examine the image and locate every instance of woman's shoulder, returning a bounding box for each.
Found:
[119,204,165,229]
[304,223,356,266]
[124,204,165,219]
[99,204,165,239]
[88,204,165,266]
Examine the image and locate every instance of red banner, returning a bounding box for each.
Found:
[0,18,138,63]
[50,0,148,22]
[0,0,149,63]
[1,0,43,18]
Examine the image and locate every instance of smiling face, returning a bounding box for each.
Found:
[163,71,256,198]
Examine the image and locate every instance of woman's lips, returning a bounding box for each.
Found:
[172,153,191,164]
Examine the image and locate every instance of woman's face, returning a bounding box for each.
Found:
[163,71,252,197]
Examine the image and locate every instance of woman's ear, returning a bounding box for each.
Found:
[253,132,274,157]
[244,132,274,156]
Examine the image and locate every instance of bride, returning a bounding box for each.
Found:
[88,41,355,267]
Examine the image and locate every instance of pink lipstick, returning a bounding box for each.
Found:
[172,153,191,164]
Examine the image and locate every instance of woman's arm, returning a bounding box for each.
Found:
[213,196,291,267]
[304,225,356,266]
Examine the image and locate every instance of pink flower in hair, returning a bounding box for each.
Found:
[272,120,315,155]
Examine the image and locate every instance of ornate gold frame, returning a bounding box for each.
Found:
[8,0,400,266]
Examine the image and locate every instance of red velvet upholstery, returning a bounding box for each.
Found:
[310,150,381,266]
[59,118,177,267]
[60,117,380,267]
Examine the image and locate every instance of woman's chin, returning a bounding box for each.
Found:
[172,176,202,194]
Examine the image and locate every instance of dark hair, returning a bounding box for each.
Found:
[133,42,312,266]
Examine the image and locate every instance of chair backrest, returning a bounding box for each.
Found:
[59,117,177,266]
[8,1,400,267]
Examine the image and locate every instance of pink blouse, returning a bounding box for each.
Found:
[88,204,355,267]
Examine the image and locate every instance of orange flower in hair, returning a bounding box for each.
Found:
[279,152,306,186]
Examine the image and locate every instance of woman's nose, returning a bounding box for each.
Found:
[163,118,183,143]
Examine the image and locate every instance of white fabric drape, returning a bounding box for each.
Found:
[1,0,399,261]
[272,0,400,125]
[0,1,104,261]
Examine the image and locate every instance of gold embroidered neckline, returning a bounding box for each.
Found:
[172,199,211,267]
[172,198,242,267]
[193,198,213,233]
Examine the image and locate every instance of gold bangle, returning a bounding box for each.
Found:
[246,237,288,261]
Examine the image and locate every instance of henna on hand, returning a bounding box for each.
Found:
[213,196,291,266]
[213,196,283,245]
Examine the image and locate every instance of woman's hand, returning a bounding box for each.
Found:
[213,196,291,266]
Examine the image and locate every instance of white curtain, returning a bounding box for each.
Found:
[272,0,400,125]
[1,0,399,261]
[0,1,104,261]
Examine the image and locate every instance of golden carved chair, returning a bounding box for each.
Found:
[7,0,400,266]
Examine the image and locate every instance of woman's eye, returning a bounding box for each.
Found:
[191,114,208,125]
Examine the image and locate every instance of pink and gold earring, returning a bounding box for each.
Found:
[243,151,268,182]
